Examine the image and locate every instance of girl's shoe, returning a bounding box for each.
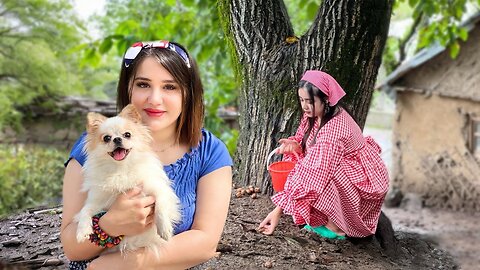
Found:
[303,225,346,240]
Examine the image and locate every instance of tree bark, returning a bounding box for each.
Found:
[219,0,393,193]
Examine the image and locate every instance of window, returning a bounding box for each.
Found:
[471,116,480,154]
[475,121,480,151]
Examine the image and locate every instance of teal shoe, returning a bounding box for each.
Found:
[304,225,346,240]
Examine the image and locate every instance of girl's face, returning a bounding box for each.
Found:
[130,57,183,134]
[298,87,324,118]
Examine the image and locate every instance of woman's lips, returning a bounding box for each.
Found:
[144,108,166,117]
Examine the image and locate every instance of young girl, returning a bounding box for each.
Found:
[258,70,389,239]
[61,41,233,269]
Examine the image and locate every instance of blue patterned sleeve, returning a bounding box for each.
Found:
[64,132,87,167]
[199,130,233,177]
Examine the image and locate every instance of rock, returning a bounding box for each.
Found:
[400,192,423,211]
[384,187,403,208]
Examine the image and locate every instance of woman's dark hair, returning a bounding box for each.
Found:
[116,42,204,148]
[298,80,340,152]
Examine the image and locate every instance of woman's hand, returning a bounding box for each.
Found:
[277,139,301,155]
[257,206,283,235]
[99,187,155,237]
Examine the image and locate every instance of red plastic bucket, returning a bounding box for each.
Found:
[267,148,297,192]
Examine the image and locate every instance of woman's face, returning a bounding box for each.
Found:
[130,57,183,133]
[298,87,324,118]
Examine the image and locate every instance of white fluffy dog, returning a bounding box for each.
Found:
[74,104,180,256]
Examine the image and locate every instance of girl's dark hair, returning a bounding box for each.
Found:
[116,42,204,148]
[298,80,340,152]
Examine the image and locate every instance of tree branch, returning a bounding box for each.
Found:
[396,11,424,69]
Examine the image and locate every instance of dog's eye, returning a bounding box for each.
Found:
[103,135,111,143]
[124,132,131,138]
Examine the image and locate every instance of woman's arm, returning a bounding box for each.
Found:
[61,160,157,261]
[60,160,105,260]
[88,165,233,270]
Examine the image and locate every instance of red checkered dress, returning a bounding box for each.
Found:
[271,109,389,237]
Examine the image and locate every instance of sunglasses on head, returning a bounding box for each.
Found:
[123,40,191,68]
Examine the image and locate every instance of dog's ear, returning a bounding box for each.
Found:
[86,112,107,134]
[119,104,142,123]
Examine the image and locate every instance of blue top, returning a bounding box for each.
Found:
[66,129,233,234]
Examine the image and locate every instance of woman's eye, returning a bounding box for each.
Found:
[164,84,177,90]
[136,82,149,88]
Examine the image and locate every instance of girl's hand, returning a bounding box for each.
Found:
[277,139,301,155]
[257,207,282,235]
[99,187,155,237]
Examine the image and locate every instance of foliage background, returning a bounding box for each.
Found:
[0,146,66,216]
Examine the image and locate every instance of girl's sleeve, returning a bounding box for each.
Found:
[64,132,87,167]
[292,141,344,192]
[200,131,233,178]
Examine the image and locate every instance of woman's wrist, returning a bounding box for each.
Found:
[98,211,121,237]
[90,212,123,248]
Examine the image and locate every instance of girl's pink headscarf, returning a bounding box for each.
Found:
[300,70,346,106]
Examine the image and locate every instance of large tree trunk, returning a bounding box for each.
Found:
[219,0,393,194]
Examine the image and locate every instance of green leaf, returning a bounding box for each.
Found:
[99,38,113,54]
[108,34,125,40]
[115,20,140,36]
[67,43,89,54]
[408,0,419,8]
[299,0,309,7]
[458,28,468,41]
[306,2,319,21]
[449,41,460,58]
[165,0,176,6]
[412,2,423,19]
[181,0,195,7]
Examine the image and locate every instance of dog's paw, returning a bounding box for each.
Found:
[76,222,93,243]
[155,217,174,241]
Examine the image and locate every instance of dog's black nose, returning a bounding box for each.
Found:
[113,137,122,145]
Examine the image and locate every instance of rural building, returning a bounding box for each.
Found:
[379,13,480,211]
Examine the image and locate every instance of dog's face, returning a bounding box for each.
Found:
[85,104,152,162]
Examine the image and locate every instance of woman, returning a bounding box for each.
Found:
[258,70,389,239]
[61,40,233,269]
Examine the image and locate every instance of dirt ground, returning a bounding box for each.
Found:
[1,188,477,270]
[383,205,480,270]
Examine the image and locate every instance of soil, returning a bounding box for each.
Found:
[1,189,477,270]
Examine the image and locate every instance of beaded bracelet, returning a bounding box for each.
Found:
[89,211,124,248]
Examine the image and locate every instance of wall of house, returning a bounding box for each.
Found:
[393,93,480,210]
[389,19,480,211]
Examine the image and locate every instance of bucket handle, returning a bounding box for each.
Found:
[266,147,300,169]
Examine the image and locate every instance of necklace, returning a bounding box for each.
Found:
[153,142,177,153]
